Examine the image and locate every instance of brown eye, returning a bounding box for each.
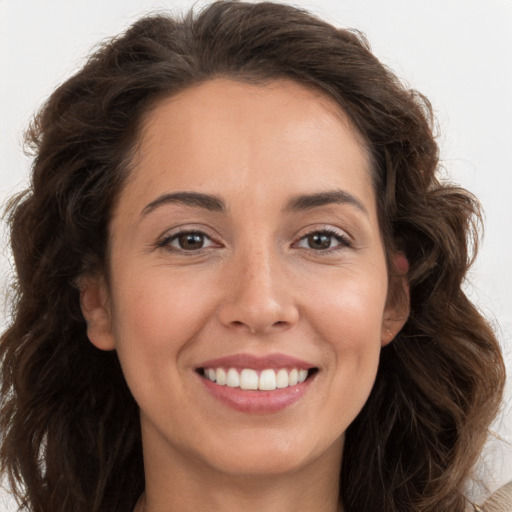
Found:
[177,233,205,250]
[295,229,351,251]
[307,233,333,250]
[160,231,217,252]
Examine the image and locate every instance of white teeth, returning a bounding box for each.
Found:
[240,369,259,390]
[226,368,240,388]
[216,368,226,385]
[276,368,289,388]
[203,367,311,390]
[259,369,277,391]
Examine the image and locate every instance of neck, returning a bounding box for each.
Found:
[138,428,344,512]
[135,481,343,512]
[136,495,343,512]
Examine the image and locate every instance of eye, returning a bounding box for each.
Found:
[159,230,218,252]
[295,229,350,251]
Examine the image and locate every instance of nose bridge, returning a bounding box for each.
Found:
[218,236,298,334]
[243,245,277,301]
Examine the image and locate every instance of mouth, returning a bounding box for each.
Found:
[195,353,318,413]
[197,366,318,391]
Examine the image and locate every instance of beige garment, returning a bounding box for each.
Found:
[478,481,512,512]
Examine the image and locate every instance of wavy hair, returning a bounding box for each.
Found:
[0,2,505,511]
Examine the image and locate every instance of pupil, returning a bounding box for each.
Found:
[308,233,331,249]
[179,233,203,250]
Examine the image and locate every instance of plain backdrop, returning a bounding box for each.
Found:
[1,0,511,509]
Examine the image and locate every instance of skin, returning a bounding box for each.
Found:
[81,78,408,512]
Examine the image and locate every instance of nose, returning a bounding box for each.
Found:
[217,247,299,335]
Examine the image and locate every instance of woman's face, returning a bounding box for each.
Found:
[83,78,406,479]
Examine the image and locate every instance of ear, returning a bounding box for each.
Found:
[381,252,410,347]
[78,275,116,351]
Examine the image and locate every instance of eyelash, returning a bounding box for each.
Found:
[156,228,220,254]
[156,227,351,254]
[293,227,351,252]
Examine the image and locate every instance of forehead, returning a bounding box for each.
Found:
[139,78,369,160]
[121,78,375,216]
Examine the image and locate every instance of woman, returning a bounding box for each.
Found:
[0,2,506,511]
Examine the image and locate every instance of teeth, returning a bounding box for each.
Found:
[226,368,240,388]
[240,369,259,390]
[276,368,289,388]
[216,368,226,385]
[259,369,277,391]
[203,367,310,390]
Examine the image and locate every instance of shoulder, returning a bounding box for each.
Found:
[478,481,512,512]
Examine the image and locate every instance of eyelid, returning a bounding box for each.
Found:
[153,223,352,253]
[156,225,223,252]
[292,225,352,251]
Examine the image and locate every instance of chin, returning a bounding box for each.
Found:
[197,427,345,478]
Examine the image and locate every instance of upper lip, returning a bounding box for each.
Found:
[196,353,316,371]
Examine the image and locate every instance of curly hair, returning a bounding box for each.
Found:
[0,2,505,511]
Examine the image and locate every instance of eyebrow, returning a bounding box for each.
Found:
[285,189,368,215]
[141,191,226,216]
[141,189,368,217]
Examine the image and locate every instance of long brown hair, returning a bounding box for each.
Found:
[0,2,505,511]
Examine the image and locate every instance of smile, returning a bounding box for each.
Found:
[195,354,317,413]
[200,367,310,390]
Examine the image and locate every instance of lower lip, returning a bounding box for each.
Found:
[198,374,313,414]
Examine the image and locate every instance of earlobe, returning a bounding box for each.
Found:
[381,252,410,347]
[381,300,410,346]
[79,276,116,351]
[381,312,408,346]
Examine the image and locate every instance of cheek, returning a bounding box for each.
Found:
[109,270,215,385]
[305,270,387,404]
[114,267,209,334]
[306,266,387,347]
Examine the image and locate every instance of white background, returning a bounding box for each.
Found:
[1,0,511,509]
